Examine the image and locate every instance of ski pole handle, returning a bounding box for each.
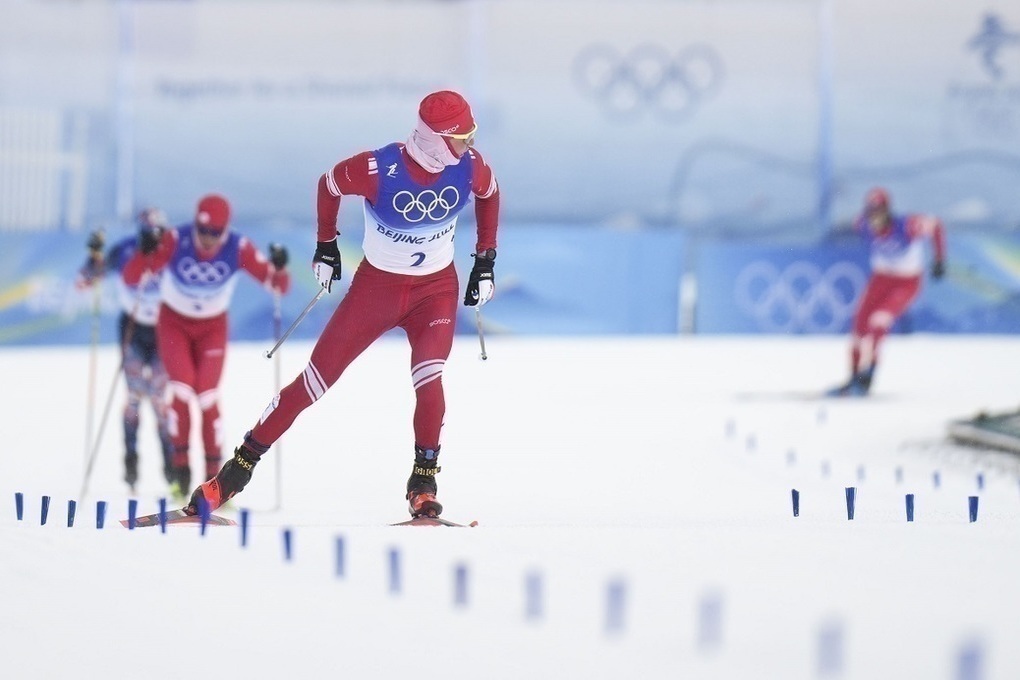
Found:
[264,288,326,359]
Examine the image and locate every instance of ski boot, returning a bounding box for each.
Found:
[186,440,262,515]
[406,445,443,518]
[827,365,875,397]
[124,452,139,490]
[167,465,192,503]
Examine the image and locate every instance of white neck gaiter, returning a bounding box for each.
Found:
[405,117,461,173]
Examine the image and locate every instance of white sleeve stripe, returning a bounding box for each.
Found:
[325,170,341,197]
[302,362,327,401]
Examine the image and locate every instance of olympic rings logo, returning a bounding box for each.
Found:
[573,43,723,120]
[734,260,867,333]
[176,257,231,285]
[393,187,461,223]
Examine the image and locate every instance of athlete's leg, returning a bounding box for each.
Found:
[192,314,228,478]
[861,274,921,369]
[850,276,885,375]
[249,262,404,447]
[140,324,174,481]
[401,265,459,451]
[120,316,146,486]
[157,306,198,490]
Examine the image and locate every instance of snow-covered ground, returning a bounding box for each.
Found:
[3,335,1020,679]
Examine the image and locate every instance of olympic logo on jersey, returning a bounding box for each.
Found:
[573,43,724,121]
[176,257,231,285]
[734,260,866,333]
[393,187,461,223]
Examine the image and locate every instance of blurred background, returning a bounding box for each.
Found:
[1,0,1018,345]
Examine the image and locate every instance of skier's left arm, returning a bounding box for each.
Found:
[239,238,291,295]
[909,215,947,279]
[464,148,500,307]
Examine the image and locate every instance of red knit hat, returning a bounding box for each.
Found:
[419,90,477,137]
[865,187,890,212]
[195,194,231,231]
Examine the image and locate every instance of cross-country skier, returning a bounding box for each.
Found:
[76,209,174,490]
[122,195,292,500]
[829,187,947,396]
[187,89,500,519]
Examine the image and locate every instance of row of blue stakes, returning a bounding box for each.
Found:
[9,490,989,674]
[790,487,983,521]
[11,492,632,633]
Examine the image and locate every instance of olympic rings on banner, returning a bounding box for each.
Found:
[176,257,231,285]
[734,260,867,333]
[393,187,461,223]
[573,43,723,120]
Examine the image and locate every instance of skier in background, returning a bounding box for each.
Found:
[122,194,291,500]
[829,187,947,396]
[76,209,174,491]
[186,89,500,519]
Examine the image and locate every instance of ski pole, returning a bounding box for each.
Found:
[272,290,283,511]
[475,306,488,361]
[264,288,326,360]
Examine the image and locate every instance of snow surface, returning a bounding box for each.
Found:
[3,335,1020,679]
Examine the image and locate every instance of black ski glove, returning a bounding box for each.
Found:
[138,224,161,254]
[313,237,342,293]
[931,260,946,280]
[269,243,289,270]
[86,230,105,256]
[463,249,496,306]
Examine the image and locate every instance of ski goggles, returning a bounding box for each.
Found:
[195,224,225,237]
[440,123,477,144]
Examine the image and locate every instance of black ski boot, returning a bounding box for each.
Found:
[406,445,443,518]
[124,452,139,490]
[186,432,267,515]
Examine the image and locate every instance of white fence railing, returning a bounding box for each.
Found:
[0,108,87,232]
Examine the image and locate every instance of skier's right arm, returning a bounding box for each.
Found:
[313,151,379,292]
[122,228,175,285]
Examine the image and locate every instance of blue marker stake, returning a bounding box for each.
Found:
[821,461,830,478]
[66,500,76,528]
[453,563,469,608]
[905,494,915,522]
[976,473,985,491]
[724,419,735,438]
[388,547,401,595]
[40,495,50,526]
[895,467,904,484]
[335,536,345,578]
[697,592,723,651]
[845,487,856,520]
[968,496,979,523]
[605,578,627,634]
[933,471,941,489]
[15,492,23,521]
[525,571,543,621]
[817,621,844,676]
[786,449,796,466]
[746,434,756,452]
[856,465,866,482]
[957,640,983,680]
[158,498,167,534]
[127,499,138,530]
[96,501,107,529]
[198,497,210,536]
[240,509,249,548]
[791,489,800,517]
[282,528,293,561]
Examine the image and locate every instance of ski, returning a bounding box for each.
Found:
[391,516,478,528]
[120,509,237,528]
